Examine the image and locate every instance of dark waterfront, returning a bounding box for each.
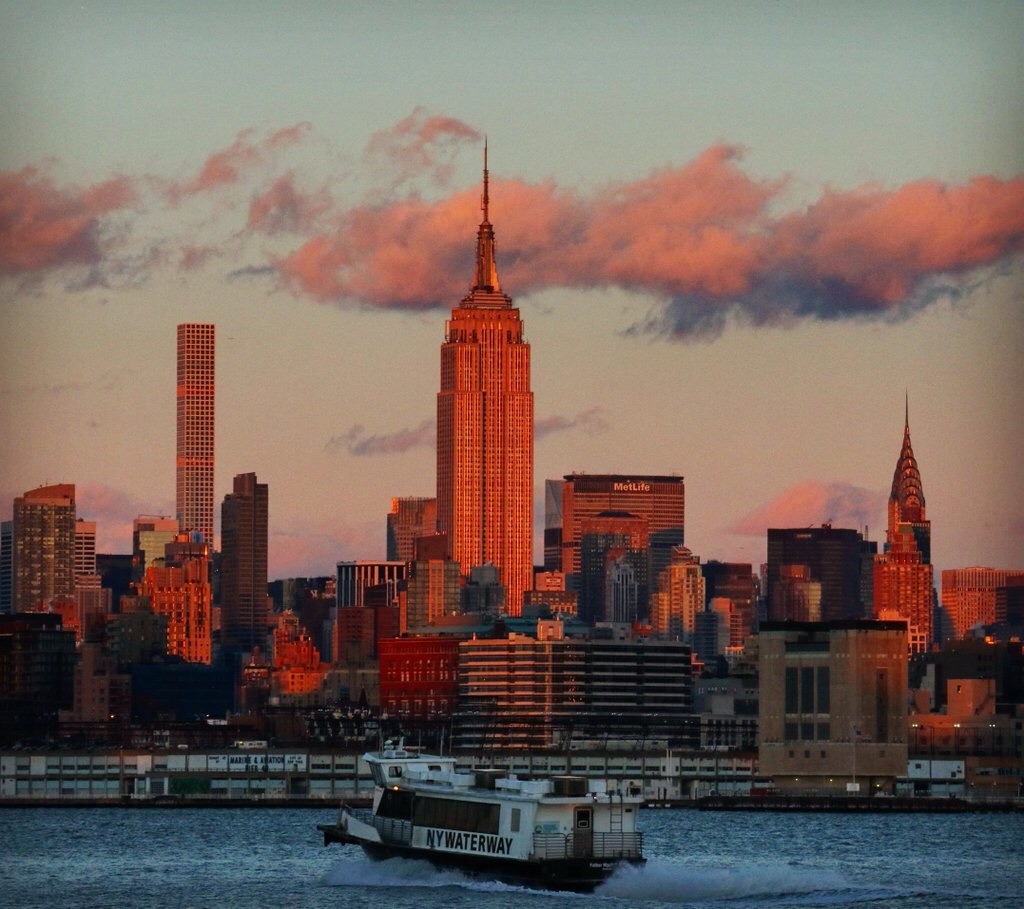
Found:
[5,806,1021,909]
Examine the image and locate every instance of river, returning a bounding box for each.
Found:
[5,806,1020,908]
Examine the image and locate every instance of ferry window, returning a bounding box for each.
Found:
[574,807,592,830]
[510,807,521,833]
[413,796,499,834]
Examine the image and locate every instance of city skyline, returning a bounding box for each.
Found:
[1,3,1022,580]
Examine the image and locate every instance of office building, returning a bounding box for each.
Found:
[220,472,269,653]
[766,525,874,623]
[650,545,704,643]
[874,402,934,646]
[702,560,757,643]
[176,322,215,544]
[550,474,685,597]
[436,148,533,614]
[12,484,77,613]
[336,561,407,609]
[941,567,1024,640]
[453,621,695,750]
[386,497,437,562]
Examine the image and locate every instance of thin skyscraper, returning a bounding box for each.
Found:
[176,323,215,545]
[436,146,533,614]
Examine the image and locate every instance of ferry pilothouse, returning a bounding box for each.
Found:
[318,740,645,891]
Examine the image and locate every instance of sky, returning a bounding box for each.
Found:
[1,1,1022,582]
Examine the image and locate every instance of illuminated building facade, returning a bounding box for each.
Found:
[386,497,437,563]
[941,567,1024,640]
[873,403,934,647]
[176,322,215,544]
[220,472,269,653]
[551,475,685,597]
[12,484,77,613]
[437,149,533,615]
[132,516,180,583]
[336,561,407,609]
[137,534,212,664]
[649,545,704,643]
[758,620,909,794]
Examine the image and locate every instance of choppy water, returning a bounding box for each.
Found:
[5,806,1021,908]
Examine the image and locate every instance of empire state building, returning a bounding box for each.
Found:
[437,148,533,614]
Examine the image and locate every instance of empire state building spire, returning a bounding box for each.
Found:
[468,141,508,302]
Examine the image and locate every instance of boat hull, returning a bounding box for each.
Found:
[318,822,644,892]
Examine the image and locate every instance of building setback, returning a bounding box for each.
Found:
[436,148,533,615]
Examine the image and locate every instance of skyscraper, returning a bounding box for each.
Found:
[766,525,875,623]
[12,484,76,613]
[220,472,269,653]
[436,148,533,614]
[176,323,215,545]
[873,400,934,647]
[386,496,437,562]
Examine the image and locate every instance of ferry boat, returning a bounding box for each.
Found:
[318,740,645,891]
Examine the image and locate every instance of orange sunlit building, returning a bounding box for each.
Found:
[137,534,212,664]
[941,566,1024,640]
[874,401,934,648]
[437,147,533,615]
[176,323,215,544]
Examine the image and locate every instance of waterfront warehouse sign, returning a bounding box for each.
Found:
[420,827,515,856]
[613,481,651,493]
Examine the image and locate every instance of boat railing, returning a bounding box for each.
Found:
[345,805,413,846]
[532,831,643,861]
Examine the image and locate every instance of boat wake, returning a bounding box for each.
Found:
[595,859,909,906]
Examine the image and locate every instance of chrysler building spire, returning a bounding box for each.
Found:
[891,397,925,522]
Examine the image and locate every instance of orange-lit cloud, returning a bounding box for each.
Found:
[365,107,482,189]
[247,172,332,235]
[731,481,886,536]
[0,167,136,275]
[167,123,311,202]
[326,419,436,457]
[7,114,1023,341]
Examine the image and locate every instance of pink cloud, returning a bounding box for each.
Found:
[365,107,481,188]
[270,522,378,577]
[731,481,886,537]
[0,167,136,275]
[167,123,311,202]
[275,142,1024,337]
[76,483,174,554]
[247,173,332,235]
